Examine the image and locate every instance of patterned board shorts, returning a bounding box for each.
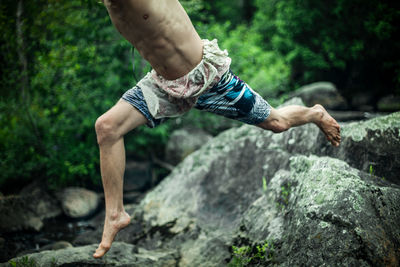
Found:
[122,69,271,128]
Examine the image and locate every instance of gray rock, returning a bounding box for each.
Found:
[239,156,400,266]
[0,186,61,232]
[58,187,99,218]
[35,107,399,266]
[327,110,384,122]
[165,127,212,165]
[39,241,73,251]
[322,112,400,185]
[3,242,178,267]
[290,81,348,110]
[15,241,74,258]
[126,110,399,265]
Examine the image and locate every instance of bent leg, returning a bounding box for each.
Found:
[93,99,147,258]
[258,104,341,146]
[195,70,341,146]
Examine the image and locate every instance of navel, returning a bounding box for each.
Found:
[143,14,149,20]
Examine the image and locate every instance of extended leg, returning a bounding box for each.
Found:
[258,104,341,146]
[93,100,147,258]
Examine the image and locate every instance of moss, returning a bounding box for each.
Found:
[315,193,325,204]
[290,156,313,173]
[341,112,400,142]
[9,256,38,267]
[229,240,276,267]
[290,155,368,216]
[319,221,331,229]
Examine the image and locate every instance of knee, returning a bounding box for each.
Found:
[259,118,290,133]
[95,115,119,146]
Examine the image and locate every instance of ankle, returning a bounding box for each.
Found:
[311,105,324,123]
[106,210,126,220]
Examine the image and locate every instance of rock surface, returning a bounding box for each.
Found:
[289,82,348,110]
[124,161,153,193]
[165,127,213,165]
[321,111,400,185]
[58,187,100,218]
[2,242,178,267]
[6,101,400,266]
[0,185,61,232]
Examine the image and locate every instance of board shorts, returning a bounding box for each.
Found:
[121,39,271,128]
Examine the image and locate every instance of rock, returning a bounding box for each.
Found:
[165,127,212,165]
[123,191,143,204]
[126,109,398,265]
[55,103,399,266]
[235,155,400,266]
[327,110,386,122]
[377,94,400,112]
[0,185,61,232]
[58,187,99,218]
[289,81,348,110]
[124,161,152,192]
[39,241,73,251]
[3,242,178,267]
[322,111,400,185]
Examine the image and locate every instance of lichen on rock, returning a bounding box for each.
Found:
[6,109,400,266]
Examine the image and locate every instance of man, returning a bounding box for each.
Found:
[93,0,341,258]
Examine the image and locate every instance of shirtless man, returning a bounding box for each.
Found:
[93,0,341,258]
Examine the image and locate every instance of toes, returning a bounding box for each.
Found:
[93,244,111,258]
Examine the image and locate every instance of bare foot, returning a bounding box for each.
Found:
[312,104,341,147]
[93,210,131,258]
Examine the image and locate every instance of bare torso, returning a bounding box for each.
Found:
[104,0,203,80]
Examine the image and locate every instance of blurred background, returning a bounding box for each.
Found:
[1,0,399,192]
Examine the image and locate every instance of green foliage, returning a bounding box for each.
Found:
[0,0,170,190]
[368,165,385,180]
[9,256,38,267]
[276,182,291,210]
[229,241,275,266]
[1,0,398,190]
[198,22,291,103]
[262,176,268,192]
[369,165,375,176]
[253,0,400,101]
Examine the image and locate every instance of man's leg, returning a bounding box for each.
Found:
[195,71,341,146]
[257,104,341,146]
[93,99,147,258]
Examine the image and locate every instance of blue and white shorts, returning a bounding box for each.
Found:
[122,70,271,128]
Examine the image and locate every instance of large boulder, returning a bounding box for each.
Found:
[165,127,213,165]
[126,109,399,265]
[5,103,400,266]
[321,111,400,185]
[240,156,400,266]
